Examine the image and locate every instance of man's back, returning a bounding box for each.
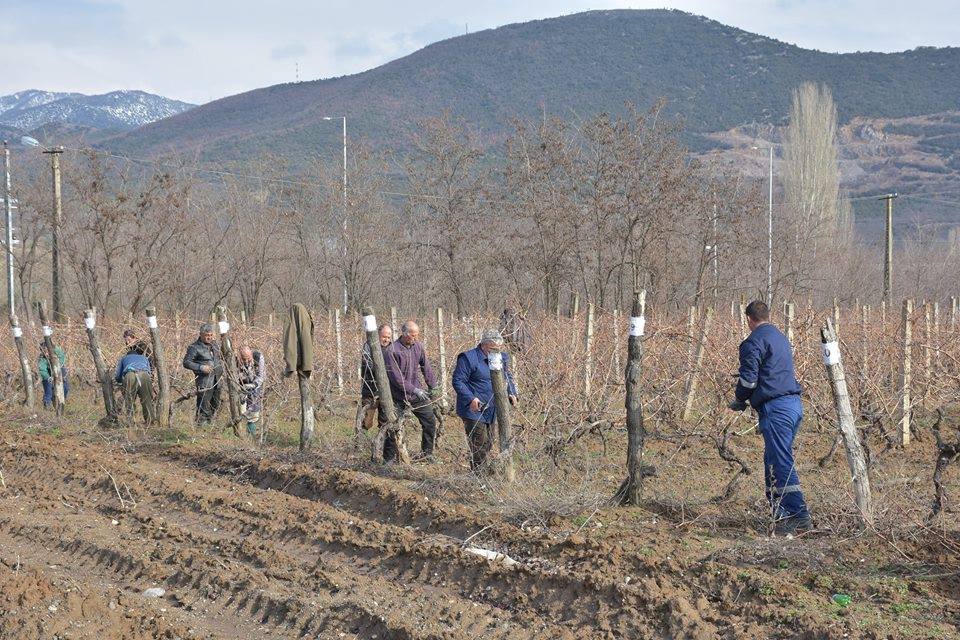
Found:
[736,323,801,409]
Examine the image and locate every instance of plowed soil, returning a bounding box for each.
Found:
[0,426,956,639]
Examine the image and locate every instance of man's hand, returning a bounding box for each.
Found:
[728,399,748,412]
[508,395,518,406]
[413,388,430,402]
[200,364,212,374]
[469,397,481,413]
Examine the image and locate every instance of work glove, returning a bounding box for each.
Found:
[243,382,256,390]
[429,386,442,399]
[728,399,748,412]
[413,388,430,402]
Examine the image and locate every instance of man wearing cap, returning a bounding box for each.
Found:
[452,329,518,472]
[122,328,152,358]
[182,323,223,426]
[385,320,440,461]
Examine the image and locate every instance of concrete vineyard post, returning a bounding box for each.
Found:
[738,304,747,340]
[82,309,116,422]
[145,307,170,426]
[390,306,398,338]
[216,306,242,437]
[618,289,648,505]
[899,299,913,447]
[584,302,595,398]
[612,308,622,375]
[362,307,407,464]
[820,319,874,528]
[785,302,795,347]
[923,303,932,403]
[488,346,515,482]
[334,308,344,396]
[571,292,580,319]
[686,306,697,368]
[681,307,713,421]
[9,315,34,408]
[436,307,447,393]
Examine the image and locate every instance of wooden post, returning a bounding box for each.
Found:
[832,298,841,336]
[933,301,941,378]
[216,306,242,437]
[899,299,913,447]
[390,306,398,338]
[923,302,932,403]
[9,315,34,408]
[334,308,344,395]
[145,307,170,426]
[820,319,874,528]
[570,292,580,319]
[362,307,407,464]
[612,308,622,375]
[82,309,116,421]
[488,347,514,482]
[240,309,247,326]
[685,306,697,368]
[617,289,648,505]
[436,307,448,392]
[784,302,795,346]
[738,303,747,339]
[950,296,957,333]
[37,301,64,416]
[583,302,595,398]
[681,307,714,421]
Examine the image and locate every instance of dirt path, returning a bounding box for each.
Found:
[0,430,941,639]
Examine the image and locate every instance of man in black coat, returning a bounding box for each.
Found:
[183,323,223,425]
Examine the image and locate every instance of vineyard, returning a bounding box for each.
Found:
[0,301,958,639]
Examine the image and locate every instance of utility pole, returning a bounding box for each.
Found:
[3,141,14,317]
[880,193,898,305]
[766,146,773,305]
[43,146,65,323]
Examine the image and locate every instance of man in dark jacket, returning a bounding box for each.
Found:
[386,320,439,461]
[452,329,518,472]
[182,323,223,426]
[729,300,812,536]
[115,351,154,424]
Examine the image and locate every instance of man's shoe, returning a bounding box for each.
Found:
[773,515,813,537]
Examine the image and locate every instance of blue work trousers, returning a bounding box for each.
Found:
[42,367,70,407]
[757,394,810,520]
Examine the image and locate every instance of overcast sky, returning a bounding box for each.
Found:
[1,0,957,105]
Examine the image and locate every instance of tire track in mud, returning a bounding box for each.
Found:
[0,435,816,639]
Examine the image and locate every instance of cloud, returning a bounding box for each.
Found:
[271,42,307,59]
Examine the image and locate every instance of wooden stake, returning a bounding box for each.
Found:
[820,318,874,528]
[617,289,648,505]
[488,347,514,482]
[334,308,344,395]
[583,302,595,398]
[436,307,448,393]
[216,306,242,437]
[923,302,932,404]
[9,315,34,408]
[681,307,714,421]
[899,299,913,447]
[362,307,407,464]
[82,309,116,422]
[145,307,170,426]
[37,301,64,416]
[785,302,795,346]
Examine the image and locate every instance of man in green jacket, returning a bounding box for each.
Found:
[38,342,69,409]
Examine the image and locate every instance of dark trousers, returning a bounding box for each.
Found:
[383,398,437,459]
[123,370,155,424]
[463,418,493,471]
[195,375,222,425]
[42,368,70,407]
[758,394,810,520]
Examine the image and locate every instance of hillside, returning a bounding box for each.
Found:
[0,90,194,135]
[109,9,960,162]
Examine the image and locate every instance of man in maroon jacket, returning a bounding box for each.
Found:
[386,319,439,461]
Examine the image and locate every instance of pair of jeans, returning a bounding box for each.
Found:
[757,394,810,520]
[42,367,70,407]
[462,418,493,472]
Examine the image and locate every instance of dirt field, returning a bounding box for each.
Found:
[0,410,957,640]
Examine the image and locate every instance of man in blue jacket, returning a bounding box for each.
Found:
[730,300,812,536]
[115,350,155,424]
[452,329,518,472]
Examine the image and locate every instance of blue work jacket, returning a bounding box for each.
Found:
[734,323,801,409]
[452,346,517,423]
[115,353,151,383]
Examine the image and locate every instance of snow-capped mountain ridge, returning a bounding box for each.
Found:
[0,90,194,132]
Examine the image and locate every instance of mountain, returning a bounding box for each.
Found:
[108,9,960,162]
[0,90,194,133]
